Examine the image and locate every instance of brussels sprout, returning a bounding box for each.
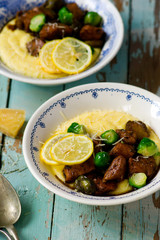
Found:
[58,7,73,25]
[29,14,46,32]
[84,12,102,26]
[129,173,147,188]
[67,122,86,134]
[94,151,110,168]
[137,137,158,156]
[101,129,119,145]
[74,175,96,195]
[153,152,160,166]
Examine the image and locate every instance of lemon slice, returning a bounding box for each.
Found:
[50,134,93,165]
[52,37,92,74]
[39,40,62,74]
[40,133,73,165]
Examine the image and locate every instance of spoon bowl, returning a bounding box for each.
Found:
[0,174,21,240]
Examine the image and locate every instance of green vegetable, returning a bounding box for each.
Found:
[101,129,119,145]
[94,151,110,168]
[153,152,160,166]
[67,122,86,134]
[58,7,73,25]
[74,175,96,195]
[84,12,102,26]
[137,137,158,156]
[129,173,147,188]
[29,13,46,32]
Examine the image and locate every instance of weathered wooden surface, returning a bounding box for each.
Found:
[0,0,160,239]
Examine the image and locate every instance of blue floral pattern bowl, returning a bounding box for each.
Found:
[0,0,124,86]
[23,83,160,205]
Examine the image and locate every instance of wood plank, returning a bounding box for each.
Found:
[0,80,63,239]
[123,0,160,239]
[128,0,160,94]
[52,196,122,240]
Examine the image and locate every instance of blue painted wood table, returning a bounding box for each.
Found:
[0,0,160,239]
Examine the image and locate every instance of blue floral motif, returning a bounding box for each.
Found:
[60,102,66,108]
[29,86,160,201]
[126,94,132,101]
[32,147,39,152]
[92,91,98,99]
[39,122,45,128]
[42,172,49,177]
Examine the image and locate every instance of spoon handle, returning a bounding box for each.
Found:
[6,225,19,240]
[0,229,13,240]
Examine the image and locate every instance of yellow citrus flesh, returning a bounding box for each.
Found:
[40,133,73,165]
[0,109,25,138]
[52,37,92,74]
[50,134,93,165]
[39,40,62,74]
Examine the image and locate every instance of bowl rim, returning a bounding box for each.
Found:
[0,0,124,86]
[23,82,160,205]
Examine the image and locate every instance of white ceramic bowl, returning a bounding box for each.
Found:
[23,82,160,205]
[0,0,123,86]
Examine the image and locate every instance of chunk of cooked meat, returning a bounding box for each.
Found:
[66,3,85,21]
[109,142,135,159]
[116,129,137,145]
[26,38,45,56]
[63,156,95,183]
[15,8,43,32]
[128,156,157,179]
[79,25,105,41]
[93,137,103,155]
[93,177,117,195]
[103,155,127,182]
[39,23,73,40]
[125,120,150,140]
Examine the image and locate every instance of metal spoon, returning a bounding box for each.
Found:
[0,174,21,240]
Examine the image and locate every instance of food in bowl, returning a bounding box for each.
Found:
[0,0,106,78]
[40,110,160,196]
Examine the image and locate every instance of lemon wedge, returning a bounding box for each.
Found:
[40,133,73,165]
[39,40,62,74]
[52,37,92,74]
[50,134,93,165]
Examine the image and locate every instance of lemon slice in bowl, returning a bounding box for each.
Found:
[50,134,93,165]
[40,133,73,165]
[39,40,62,74]
[52,37,92,74]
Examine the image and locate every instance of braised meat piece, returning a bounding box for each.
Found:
[93,137,103,155]
[93,177,117,195]
[63,156,95,183]
[103,155,127,182]
[128,156,157,179]
[26,38,45,56]
[80,25,105,41]
[125,121,150,140]
[109,142,135,159]
[66,3,85,21]
[15,8,42,32]
[39,23,73,40]
[116,129,137,145]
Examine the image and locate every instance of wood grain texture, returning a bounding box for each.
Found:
[51,196,122,240]
[128,0,160,95]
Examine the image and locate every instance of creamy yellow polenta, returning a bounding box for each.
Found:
[47,110,160,182]
[0,20,67,79]
[0,20,100,79]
